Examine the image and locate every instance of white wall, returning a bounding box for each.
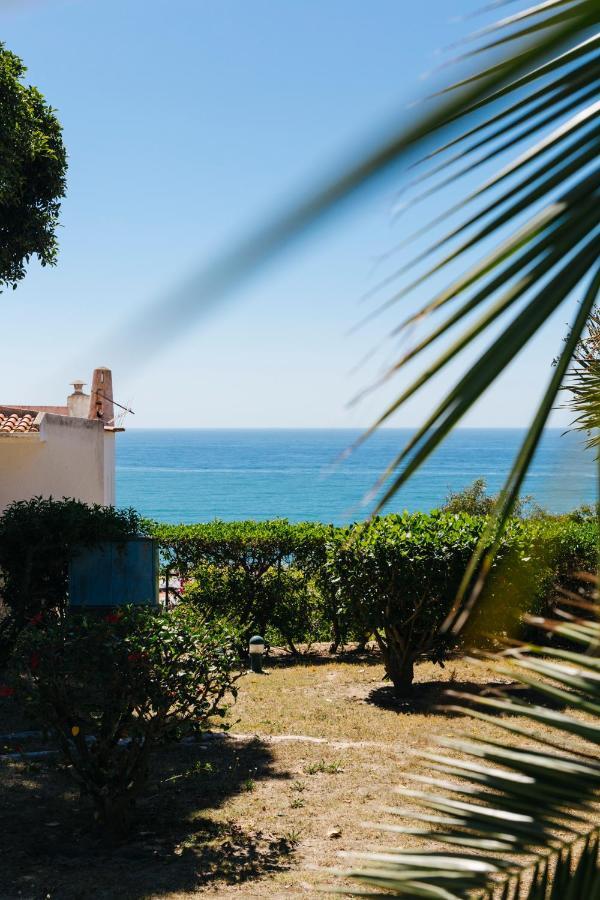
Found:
[103,431,115,505]
[0,414,108,511]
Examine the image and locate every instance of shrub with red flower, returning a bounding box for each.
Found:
[0,684,15,698]
[11,605,240,837]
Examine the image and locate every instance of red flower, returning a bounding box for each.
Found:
[29,612,44,626]
[29,653,40,671]
[127,651,145,663]
[0,685,15,698]
[104,611,123,624]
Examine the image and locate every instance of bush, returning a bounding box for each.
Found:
[326,512,484,694]
[326,513,599,694]
[183,562,326,653]
[441,478,544,518]
[563,502,600,523]
[0,497,143,662]
[10,605,239,838]
[151,513,597,685]
[153,520,329,650]
[475,515,599,643]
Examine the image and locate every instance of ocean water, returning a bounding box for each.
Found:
[115,428,597,524]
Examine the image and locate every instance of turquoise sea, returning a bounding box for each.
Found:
[115,429,597,524]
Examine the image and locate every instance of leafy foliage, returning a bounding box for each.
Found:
[326,513,483,693]
[153,519,329,650]
[441,478,541,519]
[567,502,600,523]
[331,595,600,897]
[10,605,239,837]
[562,306,600,454]
[325,512,597,694]
[0,497,144,661]
[152,515,596,683]
[0,43,67,289]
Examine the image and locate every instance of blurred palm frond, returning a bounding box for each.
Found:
[330,597,600,898]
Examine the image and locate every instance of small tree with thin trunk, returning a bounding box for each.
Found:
[326,513,483,696]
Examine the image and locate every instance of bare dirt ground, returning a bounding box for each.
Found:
[0,649,558,899]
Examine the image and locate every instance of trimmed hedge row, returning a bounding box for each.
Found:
[152,520,330,652]
[151,513,597,693]
[0,499,594,695]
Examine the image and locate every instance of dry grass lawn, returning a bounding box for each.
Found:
[0,649,564,899]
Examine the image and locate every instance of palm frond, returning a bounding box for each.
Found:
[120,0,599,617]
[330,603,600,898]
[125,4,599,454]
[561,307,600,453]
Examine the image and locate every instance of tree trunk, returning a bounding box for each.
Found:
[385,654,415,696]
[382,624,415,696]
[93,791,137,842]
[329,617,341,654]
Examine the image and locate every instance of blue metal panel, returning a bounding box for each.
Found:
[69,538,158,607]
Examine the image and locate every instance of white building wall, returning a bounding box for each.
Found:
[103,431,116,505]
[0,414,107,512]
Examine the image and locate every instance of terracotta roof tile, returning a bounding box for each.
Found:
[9,404,69,416]
[0,407,40,434]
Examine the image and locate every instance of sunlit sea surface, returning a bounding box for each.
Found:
[115,429,597,524]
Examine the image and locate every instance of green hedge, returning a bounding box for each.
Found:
[151,513,597,690]
[0,497,144,665]
[151,520,330,649]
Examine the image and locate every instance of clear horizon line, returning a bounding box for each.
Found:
[121,425,569,431]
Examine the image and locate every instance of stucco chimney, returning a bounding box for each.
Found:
[67,380,91,418]
[89,367,114,424]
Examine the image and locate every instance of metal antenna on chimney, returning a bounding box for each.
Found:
[92,389,135,415]
[113,397,134,428]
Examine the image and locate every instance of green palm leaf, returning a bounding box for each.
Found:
[561,307,600,453]
[329,604,600,898]
[146,1,597,519]
[126,0,600,616]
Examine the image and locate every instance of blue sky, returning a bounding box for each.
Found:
[0,0,580,428]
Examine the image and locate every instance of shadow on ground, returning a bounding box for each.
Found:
[266,644,380,670]
[364,678,568,715]
[1,735,293,899]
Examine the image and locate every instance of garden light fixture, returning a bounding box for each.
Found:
[248,635,265,673]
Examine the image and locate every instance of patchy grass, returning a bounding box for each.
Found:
[231,650,515,743]
[303,759,344,775]
[0,650,569,898]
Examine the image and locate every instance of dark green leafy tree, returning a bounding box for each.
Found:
[0,43,67,289]
[442,478,498,518]
[327,513,483,693]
